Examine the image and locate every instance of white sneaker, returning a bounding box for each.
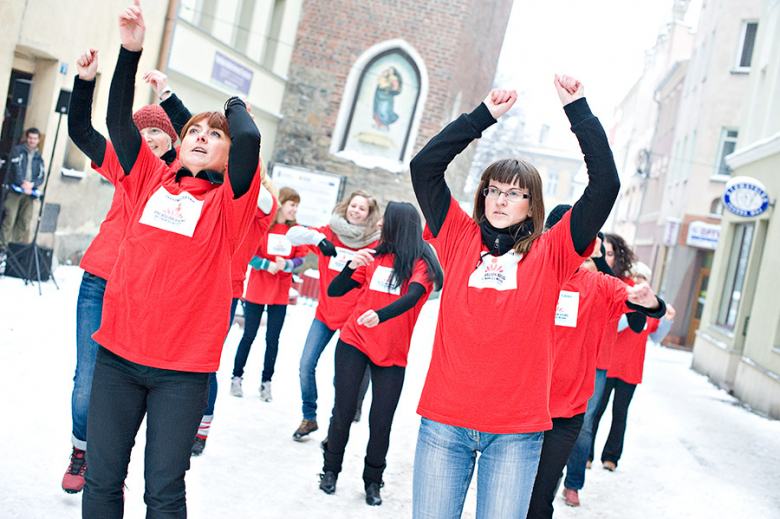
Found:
[230,376,243,397]
[260,381,272,402]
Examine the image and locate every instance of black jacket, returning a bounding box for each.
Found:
[7,144,45,188]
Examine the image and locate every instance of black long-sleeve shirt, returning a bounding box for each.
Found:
[106,46,260,199]
[328,263,427,323]
[410,98,620,256]
[68,77,107,167]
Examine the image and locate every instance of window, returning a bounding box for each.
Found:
[546,173,559,196]
[234,0,258,55]
[734,21,758,71]
[710,197,724,216]
[717,222,754,329]
[713,128,738,178]
[197,0,217,33]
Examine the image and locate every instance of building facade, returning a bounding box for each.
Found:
[271,0,514,208]
[692,0,780,419]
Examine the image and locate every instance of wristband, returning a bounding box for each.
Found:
[158,86,172,101]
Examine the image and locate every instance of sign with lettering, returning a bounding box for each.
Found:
[686,221,720,250]
[723,176,770,217]
[211,52,253,95]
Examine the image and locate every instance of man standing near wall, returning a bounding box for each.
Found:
[1,128,45,246]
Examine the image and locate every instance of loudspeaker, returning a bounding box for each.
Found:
[55,89,71,114]
[11,79,32,106]
[5,242,53,280]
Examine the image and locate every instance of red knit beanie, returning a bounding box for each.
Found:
[133,105,177,143]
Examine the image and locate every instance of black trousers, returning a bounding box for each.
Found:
[323,340,405,486]
[590,377,637,467]
[527,414,585,519]
[82,347,209,518]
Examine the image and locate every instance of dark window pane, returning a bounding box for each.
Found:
[740,22,758,68]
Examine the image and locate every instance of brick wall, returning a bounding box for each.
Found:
[272,0,513,207]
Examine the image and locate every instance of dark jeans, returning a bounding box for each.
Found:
[590,377,637,467]
[82,347,209,518]
[527,414,585,519]
[232,302,288,382]
[323,340,405,486]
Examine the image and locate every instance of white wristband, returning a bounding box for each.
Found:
[158,86,172,101]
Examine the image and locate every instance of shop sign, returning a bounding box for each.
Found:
[686,221,720,250]
[663,218,682,246]
[723,176,770,217]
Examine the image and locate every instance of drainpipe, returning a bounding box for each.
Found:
[153,0,180,104]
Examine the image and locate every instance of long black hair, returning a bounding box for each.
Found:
[374,202,444,291]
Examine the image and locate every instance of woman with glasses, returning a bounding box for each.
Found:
[409,76,621,519]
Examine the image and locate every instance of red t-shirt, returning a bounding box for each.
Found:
[231,195,278,298]
[93,142,262,372]
[339,255,433,367]
[244,223,308,305]
[607,317,659,385]
[78,142,131,280]
[299,225,380,330]
[550,269,631,418]
[595,277,634,370]
[418,198,594,433]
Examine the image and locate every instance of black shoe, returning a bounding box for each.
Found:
[191,437,206,456]
[319,471,337,494]
[365,482,382,506]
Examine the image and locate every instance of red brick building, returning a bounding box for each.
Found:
[272,0,514,208]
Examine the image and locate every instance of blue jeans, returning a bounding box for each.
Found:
[71,271,107,449]
[232,302,288,381]
[564,368,607,490]
[299,318,337,421]
[413,417,543,519]
[82,347,209,518]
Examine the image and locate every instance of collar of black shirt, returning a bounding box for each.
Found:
[175,167,224,185]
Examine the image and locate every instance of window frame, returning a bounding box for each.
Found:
[732,20,759,73]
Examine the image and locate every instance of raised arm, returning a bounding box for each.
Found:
[105,2,146,175]
[224,97,261,199]
[68,49,108,167]
[556,75,621,255]
[146,70,192,137]
[410,89,515,236]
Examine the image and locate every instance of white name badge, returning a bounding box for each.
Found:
[555,291,580,328]
[467,250,521,291]
[139,186,204,238]
[328,247,356,272]
[369,265,402,295]
[267,234,292,256]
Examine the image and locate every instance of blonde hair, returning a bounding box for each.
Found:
[333,190,382,239]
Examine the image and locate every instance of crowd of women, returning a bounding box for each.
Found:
[58,2,673,518]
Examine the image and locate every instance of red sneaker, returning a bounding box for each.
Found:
[564,488,580,507]
[62,447,87,494]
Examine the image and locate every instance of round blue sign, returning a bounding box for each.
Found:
[723,176,770,217]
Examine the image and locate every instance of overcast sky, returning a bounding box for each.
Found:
[495,0,702,150]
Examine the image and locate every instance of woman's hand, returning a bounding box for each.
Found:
[357,310,380,328]
[348,249,375,269]
[483,89,517,120]
[664,304,676,321]
[143,70,169,98]
[119,0,145,52]
[76,49,98,81]
[554,74,584,106]
[626,283,660,310]
[267,256,286,274]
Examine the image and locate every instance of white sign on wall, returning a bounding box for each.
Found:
[271,164,344,227]
[663,218,682,246]
[686,221,720,250]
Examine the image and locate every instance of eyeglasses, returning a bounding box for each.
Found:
[482,187,531,202]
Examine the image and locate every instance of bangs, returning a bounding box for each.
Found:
[484,159,537,190]
[181,112,231,141]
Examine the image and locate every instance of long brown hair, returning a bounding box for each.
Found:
[272,186,300,229]
[472,158,545,256]
[333,190,382,239]
[604,233,636,280]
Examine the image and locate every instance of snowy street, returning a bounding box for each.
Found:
[2,266,779,518]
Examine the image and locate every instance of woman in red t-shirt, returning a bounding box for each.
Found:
[230,187,308,401]
[317,202,443,506]
[409,77,625,519]
[286,190,382,440]
[82,4,261,517]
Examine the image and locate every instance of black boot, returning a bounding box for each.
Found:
[319,471,337,494]
[365,481,382,506]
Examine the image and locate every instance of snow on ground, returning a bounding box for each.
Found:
[1,266,779,518]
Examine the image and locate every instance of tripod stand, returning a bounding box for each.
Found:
[5,111,64,295]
